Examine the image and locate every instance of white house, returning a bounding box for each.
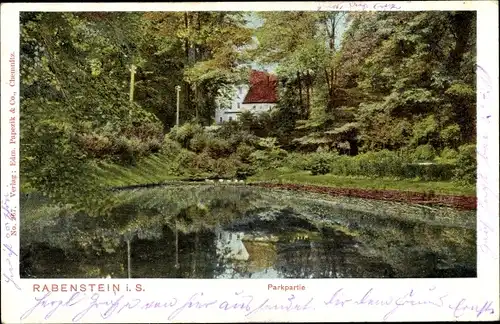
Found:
[215,70,278,124]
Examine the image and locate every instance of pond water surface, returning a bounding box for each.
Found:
[20,185,476,279]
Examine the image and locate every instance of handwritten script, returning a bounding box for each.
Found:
[20,287,495,322]
[317,2,402,11]
[476,64,499,261]
[2,191,21,291]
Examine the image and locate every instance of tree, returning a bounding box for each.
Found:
[341,11,476,151]
[143,12,253,126]
[20,12,162,211]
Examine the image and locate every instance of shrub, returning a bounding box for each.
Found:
[249,150,271,169]
[212,157,238,178]
[172,149,197,175]
[249,137,288,170]
[168,122,204,148]
[191,151,216,174]
[235,162,256,179]
[440,124,461,148]
[227,131,258,148]
[161,136,183,158]
[305,152,338,175]
[438,147,459,162]
[147,137,162,154]
[309,156,331,175]
[454,144,476,184]
[112,136,150,165]
[123,121,163,142]
[410,144,436,162]
[235,144,255,163]
[349,150,404,178]
[283,152,311,171]
[189,132,209,153]
[79,133,113,157]
[330,155,356,176]
[401,162,455,181]
[205,137,233,158]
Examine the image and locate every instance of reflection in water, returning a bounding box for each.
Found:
[20,185,476,278]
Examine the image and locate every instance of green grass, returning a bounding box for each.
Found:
[94,152,184,187]
[247,168,476,196]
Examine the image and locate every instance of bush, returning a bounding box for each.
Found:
[410,144,436,162]
[401,162,455,181]
[438,147,459,162]
[212,157,238,178]
[309,157,331,175]
[319,150,456,181]
[235,162,257,179]
[249,137,288,170]
[191,151,216,174]
[112,136,151,165]
[172,149,197,175]
[440,124,461,148]
[330,155,357,176]
[305,152,337,175]
[189,132,209,153]
[147,137,162,154]
[204,137,233,158]
[344,150,404,178]
[168,122,204,148]
[79,133,113,157]
[283,152,311,171]
[235,144,255,163]
[161,136,183,158]
[454,144,476,184]
[227,131,258,148]
[123,121,163,142]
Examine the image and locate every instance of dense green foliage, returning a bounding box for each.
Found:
[21,11,477,212]
[20,12,253,209]
[251,11,476,155]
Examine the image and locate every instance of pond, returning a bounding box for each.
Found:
[20,184,476,279]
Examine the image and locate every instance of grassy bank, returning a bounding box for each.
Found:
[93,157,475,197]
[247,168,476,196]
[93,153,184,188]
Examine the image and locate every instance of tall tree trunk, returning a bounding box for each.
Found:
[325,69,331,93]
[183,12,191,122]
[448,12,474,140]
[325,69,334,110]
[297,71,304,117]
[447,12,473,74]
[194,13,202,120]
[348,138,359,156]
[305,70,311,117]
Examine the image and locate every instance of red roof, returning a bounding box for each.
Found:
[242,70,278,104]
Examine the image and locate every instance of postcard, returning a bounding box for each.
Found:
[1,1,499,323]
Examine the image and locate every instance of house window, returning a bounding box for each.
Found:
[253,105,256,109]
[219,117,223,123]
[229,116,233,121]
[237,103,240,109]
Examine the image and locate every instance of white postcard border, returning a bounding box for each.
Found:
[1,1,499,323]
